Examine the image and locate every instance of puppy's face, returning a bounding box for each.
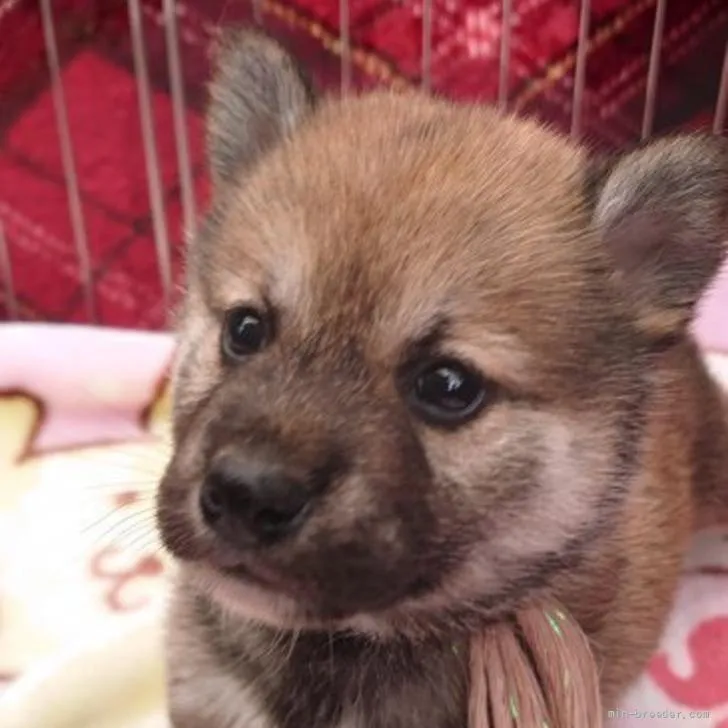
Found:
[157,32,728,633]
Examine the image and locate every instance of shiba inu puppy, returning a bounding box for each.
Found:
[156,29,728,728]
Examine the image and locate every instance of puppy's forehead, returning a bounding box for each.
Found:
[206,93,600,355]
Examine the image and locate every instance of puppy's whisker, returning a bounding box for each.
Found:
[83,508,158,544]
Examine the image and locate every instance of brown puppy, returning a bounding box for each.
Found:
[156,29,728,728]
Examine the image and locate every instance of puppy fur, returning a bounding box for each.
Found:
[157,29,728,728]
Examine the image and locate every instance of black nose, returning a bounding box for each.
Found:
[200,457,314,545]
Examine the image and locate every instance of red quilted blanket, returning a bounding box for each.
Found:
[0,0,726,328]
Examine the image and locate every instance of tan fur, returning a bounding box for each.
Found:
[157,29,728,728]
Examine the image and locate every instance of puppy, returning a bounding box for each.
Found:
[156,29,728,728]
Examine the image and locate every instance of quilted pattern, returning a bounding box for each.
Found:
[0,0,726,327]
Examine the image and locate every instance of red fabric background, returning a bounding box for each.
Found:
[0,0,726,328]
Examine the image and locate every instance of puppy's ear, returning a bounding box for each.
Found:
[206,29,317,187]
[591,135,728,340]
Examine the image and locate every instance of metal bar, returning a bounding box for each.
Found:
[421,0,433,92]
[641,0,667,140]
[163,0,198,243]
[571,0,591,138]
[340,0,351,93]
[713,41,728,135]
[40,0,96,322]
[128,0,173,320]
[252,0,263,26]
[498,0,513,111]
[0,220,18,320]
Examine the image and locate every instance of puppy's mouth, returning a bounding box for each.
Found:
[187,551,530,639]
[216,558,295,595]
[220,561,275,587]
[178,541,445,630]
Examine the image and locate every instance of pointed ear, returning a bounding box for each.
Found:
[591,135,728,340]
[206,29,317,188]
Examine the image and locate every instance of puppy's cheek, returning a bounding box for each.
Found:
[156,468,201,561]
[537,422,613,530]
[491,430,609,560]
[420,409,545,523]
[478,415,605,542]
[416,414,613,605]
[171,313,221,428]
[157,401,218,561]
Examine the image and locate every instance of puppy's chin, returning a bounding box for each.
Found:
[180,561,444,637]
[180,558,511,642]
[182,561,322,630]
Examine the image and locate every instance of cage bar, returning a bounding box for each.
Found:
[128,0,173,319]
[571,0,591,138]
[252,0,263,26]
[0,220,17,320]
[714,42,728,134]
[340,0,352,92]
[422,0,433,92]
[642,0,667,140]
[498,0,514,111]
[40,0,96,322]
[163,0,198,243]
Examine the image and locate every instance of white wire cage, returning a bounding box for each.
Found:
[0,0,726,327]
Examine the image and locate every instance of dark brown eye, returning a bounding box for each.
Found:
[409,359,486,426]
[222,306,269,359]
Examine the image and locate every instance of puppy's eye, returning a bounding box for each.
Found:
[222,306,269,358]
[409,359,486,425]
